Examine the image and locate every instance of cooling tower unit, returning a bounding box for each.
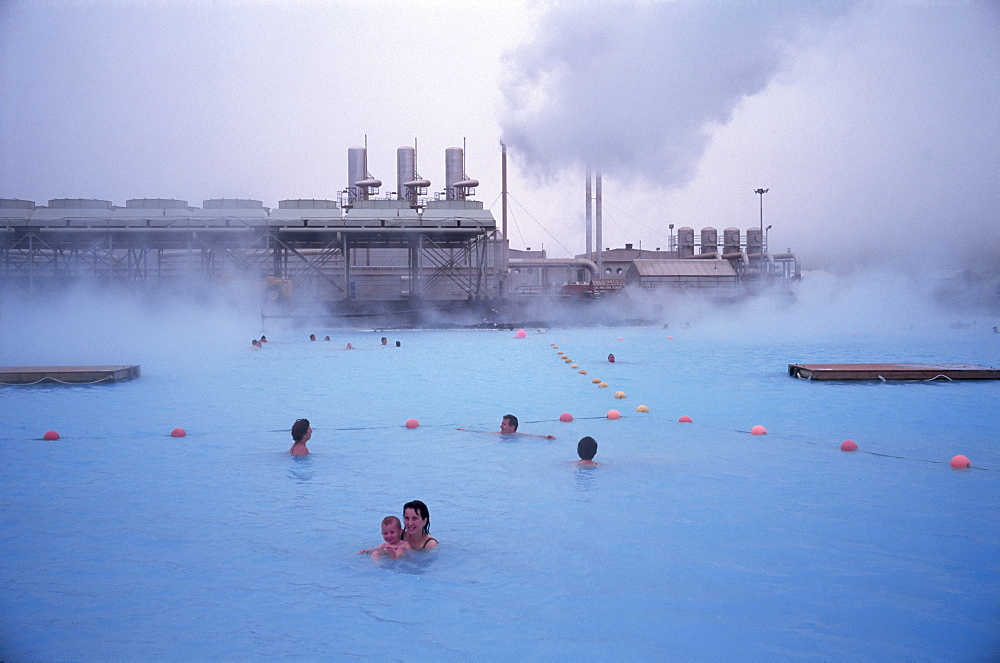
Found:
[700,227,718,254]
[723,227,741,255]
[746,227,763,255]
[677,227,695,258]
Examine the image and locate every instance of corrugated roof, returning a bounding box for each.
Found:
[629,259,736,277]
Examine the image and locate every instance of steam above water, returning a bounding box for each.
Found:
[499,1,1000,275]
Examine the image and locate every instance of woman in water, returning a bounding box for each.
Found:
[402,500,438,550]
[289,418,311,456]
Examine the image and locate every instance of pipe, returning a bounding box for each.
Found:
[509,258,598,280]
[721,252,751,273]
[771,252,801,279]
[683,252,723,260]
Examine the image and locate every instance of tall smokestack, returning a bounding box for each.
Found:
[585,166,592,260]
[595,170,603,274]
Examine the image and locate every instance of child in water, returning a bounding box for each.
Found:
[359,516,411,560]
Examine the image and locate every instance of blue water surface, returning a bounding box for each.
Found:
[1,316,998,660]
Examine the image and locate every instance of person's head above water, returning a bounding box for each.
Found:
[608,353,615,363]
[381,337,388,345]
[291,418,311,443]
[395,340,401,347]
[403,500,431,534]
[577,436,598,461]
[309,334,316,341]
[381,515,403,542]
[500,414,519,434]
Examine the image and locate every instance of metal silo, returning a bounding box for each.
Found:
[746,227,763,255]
[397,145,430,206]
[677,227,695,258]
[723,227,741,255]
[700,227,718,254]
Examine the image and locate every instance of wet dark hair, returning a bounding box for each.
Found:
[503,414,518,430]
[403,499,430,534]
[291,418,310,443]
[577,436,598,461]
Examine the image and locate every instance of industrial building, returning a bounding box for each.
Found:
[0,143,800,316]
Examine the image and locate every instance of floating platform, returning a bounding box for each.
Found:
[0,365,140,385]
[788,363,1000,381]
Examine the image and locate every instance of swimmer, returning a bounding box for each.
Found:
[309,334,316,341]
[402,500,438,550]
[457,413,556,440]
[260,335,268,343]
[395,340,401,347]
[251,339,261,349]
[324,336,331,341]
[345,342,354,350]
[289,418,311,456]
[381,337,388,346]
[574,436,599,467]
[608,353,615,363]
[359,515,411,560]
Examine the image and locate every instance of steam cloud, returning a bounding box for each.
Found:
[499,1,1000,275]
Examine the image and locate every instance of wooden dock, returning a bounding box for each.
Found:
[788,363,1000,381]
[0,365,140,385]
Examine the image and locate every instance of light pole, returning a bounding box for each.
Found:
[754,188,768,258]
[765,225,772,253]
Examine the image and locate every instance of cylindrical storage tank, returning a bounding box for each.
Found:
[746,227,763,255]
[348,147,368,202]
[0,199,36,210]
[700,227,718,254]
[397,146,415,202]
[49,198,112,209]
[126,198,188,209]
[677,226,695,258]
[278,199,338,209]
[445,147,464,200]
[723,227,741,255]
[203,199,262,210]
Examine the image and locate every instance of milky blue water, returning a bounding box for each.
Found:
[1,313,998,660]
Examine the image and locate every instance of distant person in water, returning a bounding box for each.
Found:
[290,418,311,456]
[260,335,268,343]
[324,336,331,341]
[309,334,316,341]
[574,436,599,467]
[402,500,438,551]
[359,515,411,560]
[345,342,354,350]
[608,353,615,363]
[251,339,261,349]
[395,340,401,347]
[457,413,555,439]
[381,337,388,346]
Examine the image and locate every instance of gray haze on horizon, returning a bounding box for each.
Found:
[0,0,997,278]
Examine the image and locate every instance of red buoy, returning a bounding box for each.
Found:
[950,454,971,469]
[42,430,60,441]
[840,440,858,452]
[170,428,186,438]
[405,419,420,429]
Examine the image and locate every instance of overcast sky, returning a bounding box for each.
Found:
[2,0,997,274]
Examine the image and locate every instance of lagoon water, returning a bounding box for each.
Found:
[1,294,998,660]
